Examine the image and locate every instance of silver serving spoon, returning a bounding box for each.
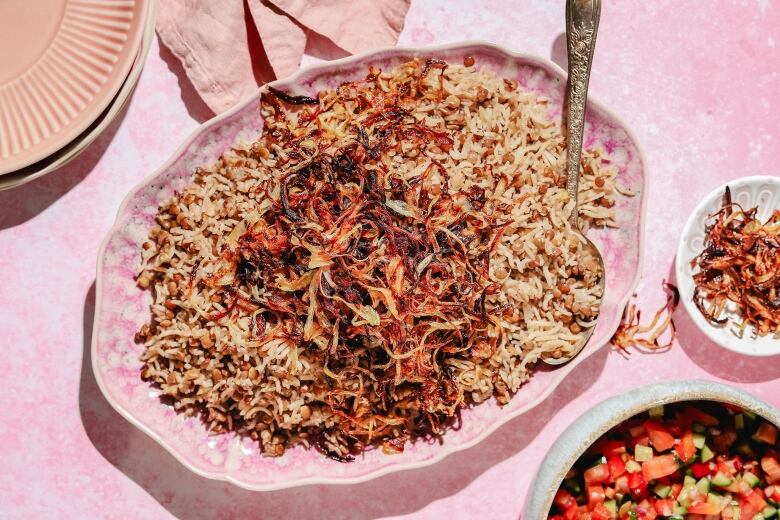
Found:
[543,0,605,366]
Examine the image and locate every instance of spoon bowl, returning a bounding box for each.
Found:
[543,0,605,366]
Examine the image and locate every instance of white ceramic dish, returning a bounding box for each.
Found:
[676,175,780,356]
[0,0,157,191]
[93,41,647,490]
[525,380,780,519]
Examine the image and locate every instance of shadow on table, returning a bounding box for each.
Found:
[0,95,130,231]
[550,32,567,70]
[158,39,216,125]
[80,282,608,519]
[668,259,780,384]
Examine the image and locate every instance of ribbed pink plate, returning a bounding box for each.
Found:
[0,0,148,175]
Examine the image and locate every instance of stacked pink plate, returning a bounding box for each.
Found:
[0,0,156,189]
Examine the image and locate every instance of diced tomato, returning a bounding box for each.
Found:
[744,488,768,510]
[683,405,719,426]
[584,463,611,485]
[635,499,657,520]
[755,423,778,445]
[653,498,675,516]
[766,484,780,503]
[711,429,738,453]
[688,500,721,515]
[587,485,605,510]
[628,472,648,497]
[716,457,737,477]
[644,420,676,452]
[597,440,627,458]
[576,512,592,520]
[669,483,682,499]
[739,492,767,520]
[549,516,565,520]
[674,430,696,463]
[690,461,712,478]
[591,503,611,520]
[607,455,625,480]
[614,475,629,495]
[554,489,577,510]
[642,454,679,481]
[630,435,650,452]
[762,454,780,484]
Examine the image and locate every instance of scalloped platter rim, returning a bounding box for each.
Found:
[92,41,647,491]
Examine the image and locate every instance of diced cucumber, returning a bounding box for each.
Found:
[649,405,664,417]
[743,471,761,488]
[753,514,766,520]
[653,483,672,498]
[736,414,745,430]
[563,478,582,494]
[604,500,618,515]
[745,410,757,420]
[708,493,727,511]
[763,506,779,519]
[678,481,694,507]
[737,442,755,456]
[673,504,688,516]
[625,459,642,473]
[713,472,733,487]
[701,444,715,462]
[697,477,712,494]
[635,444,653,462]
[693,432,706,449]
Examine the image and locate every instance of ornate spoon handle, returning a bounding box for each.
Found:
[565,0,601,225]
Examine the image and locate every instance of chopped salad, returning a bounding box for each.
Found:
[549,401,780,520]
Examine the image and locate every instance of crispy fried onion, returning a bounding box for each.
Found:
[691,187,780,336]
[612,281,679,352]
[213,60,509,452]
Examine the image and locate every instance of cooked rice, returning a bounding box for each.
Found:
[135,58,620,458]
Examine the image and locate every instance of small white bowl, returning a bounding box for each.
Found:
[675,175,780,356]
[524,380,780,520]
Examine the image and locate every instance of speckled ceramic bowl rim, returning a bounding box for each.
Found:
[675,175,780,356]
[525,380,780,519]
[92,41,649,491]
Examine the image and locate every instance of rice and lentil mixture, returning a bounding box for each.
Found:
[135,57,621,459]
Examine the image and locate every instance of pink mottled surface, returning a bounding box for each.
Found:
[1,1,779,518]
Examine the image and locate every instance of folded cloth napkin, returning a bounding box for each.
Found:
[157,0,410,114]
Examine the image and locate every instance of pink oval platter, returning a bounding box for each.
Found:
[93,42,647,490]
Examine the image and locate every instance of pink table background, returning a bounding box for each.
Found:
[2,1,779,518]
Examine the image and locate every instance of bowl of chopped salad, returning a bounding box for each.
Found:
[525,380,780,520]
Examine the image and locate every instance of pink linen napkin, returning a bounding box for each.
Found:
[156,0,410,114]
